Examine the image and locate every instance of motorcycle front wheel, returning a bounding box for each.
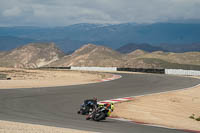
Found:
[92,112,105,121]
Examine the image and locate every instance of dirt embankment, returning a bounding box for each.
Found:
[111,78,200,131]
[0,67,112,89]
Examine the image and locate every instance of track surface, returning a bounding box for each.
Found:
[0,73,199,133]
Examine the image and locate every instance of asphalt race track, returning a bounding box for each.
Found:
[0,73,199,133]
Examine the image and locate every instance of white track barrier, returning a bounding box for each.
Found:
[71,67,117,72]
[165,69,200,76]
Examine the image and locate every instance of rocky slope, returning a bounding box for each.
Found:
[0,51,7,58]
[49,44,125,67]
[125,50,200,69]
[127,49,148,57]
[1,43,200,69]
[137,51,200,66]
[49,43,200,69]
[0,43,65,68]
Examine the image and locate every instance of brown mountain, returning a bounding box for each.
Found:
[49,44,200,69]
[1,43,200,70]
[127,49,148,57]
[49,44,126,67]
[137,51,200,66]
[125,50,200,69]
[0,51,7,58]
[0,43,65,68]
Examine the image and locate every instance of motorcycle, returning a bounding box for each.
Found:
[86,106,111,121]
[77,100,95,115]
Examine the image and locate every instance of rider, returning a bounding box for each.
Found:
[84,97,98,110]
[99,102,114,117]
[86,102,114,120]
[106,103,114,116]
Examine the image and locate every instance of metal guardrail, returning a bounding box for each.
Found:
[37,66,117,71]
[117,68,165,74]
[71,67,117,71]
[38,67,71,70]
[117,68,200,75]
[165,69,200,76]
[38,66,200,76]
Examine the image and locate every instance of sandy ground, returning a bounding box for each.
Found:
[0,120,95,133]
[0,67,112,89]
[111,77,200,131]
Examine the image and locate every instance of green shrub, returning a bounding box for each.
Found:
[189,114,195,119]
[196,117,200,121]
[0,73,7,80]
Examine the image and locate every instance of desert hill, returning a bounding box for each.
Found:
[127,49,148,57]
[124,50,200,69]
[1,43,200,70]
[49,44,200,69]
[137,51,200,66]
[0,51,7,58]
[0,43,65,68]
[49,44,125,67]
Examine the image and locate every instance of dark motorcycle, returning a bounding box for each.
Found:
[77,100,95,115]
[86,106,110,121]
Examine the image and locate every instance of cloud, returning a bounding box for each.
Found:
[2,7,22,17]
[0,0,200,26]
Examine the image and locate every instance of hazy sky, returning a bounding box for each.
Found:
[0,0,200,26]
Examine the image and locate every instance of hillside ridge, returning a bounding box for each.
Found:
[0,42,65,68]
[1,43,200,70]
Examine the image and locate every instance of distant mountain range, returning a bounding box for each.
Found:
[0,36,36,51]
[117,43,200,53]
[117,43,165,53]
[0,23,200,53]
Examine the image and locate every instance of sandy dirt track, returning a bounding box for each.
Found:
[0,120,95,133]
[0,67,111,89]
[111,77,200,131]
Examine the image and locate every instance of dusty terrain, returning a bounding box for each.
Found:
[0,120,95,133]
[0,67,111,89]
[111,78,200,131]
